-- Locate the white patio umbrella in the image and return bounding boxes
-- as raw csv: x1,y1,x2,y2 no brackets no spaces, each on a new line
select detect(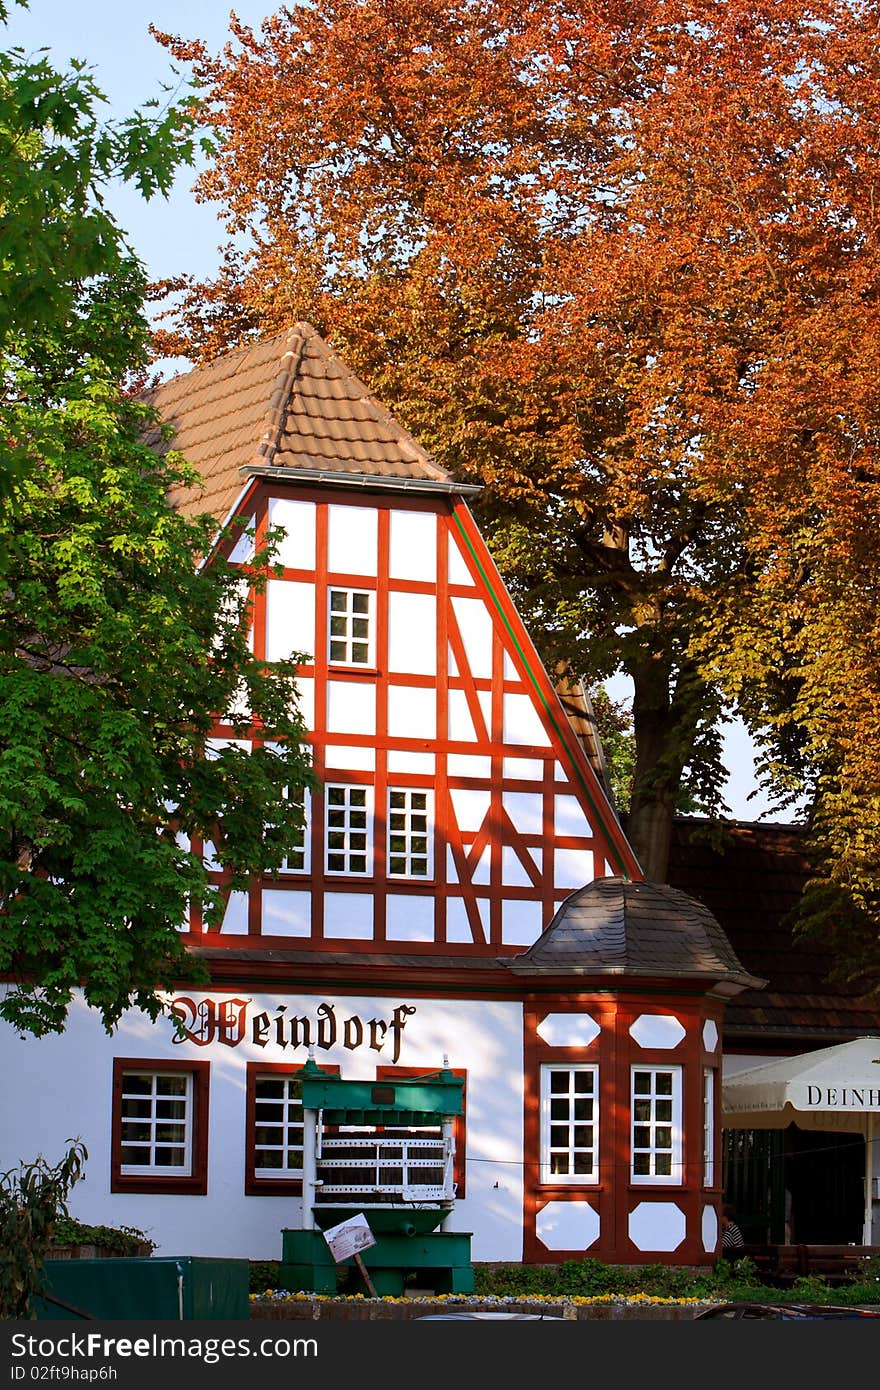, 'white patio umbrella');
722,1036,880,1245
